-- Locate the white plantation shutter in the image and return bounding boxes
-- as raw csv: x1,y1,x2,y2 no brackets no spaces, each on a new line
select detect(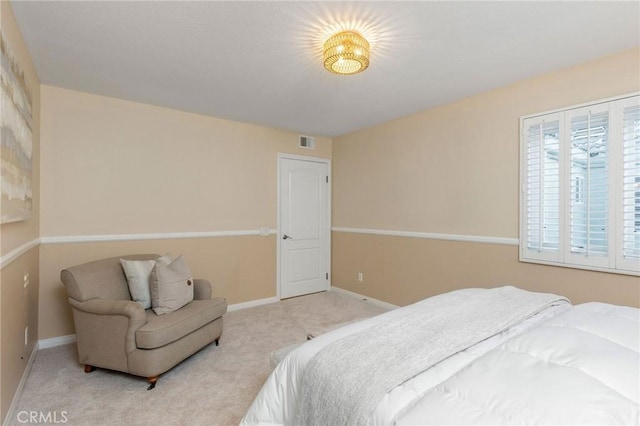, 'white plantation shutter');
566,106,611,268
522,115,561,262
520,94,639,275
620,101,640,271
